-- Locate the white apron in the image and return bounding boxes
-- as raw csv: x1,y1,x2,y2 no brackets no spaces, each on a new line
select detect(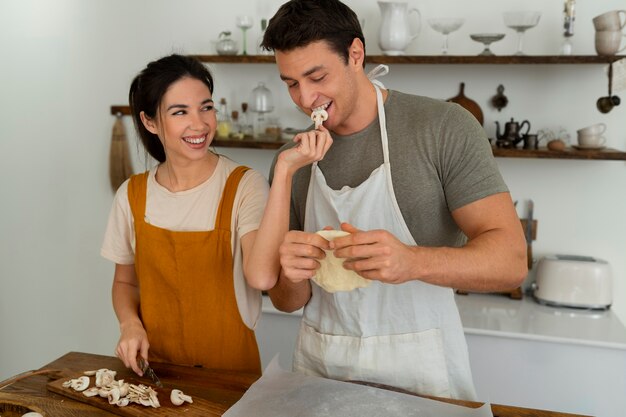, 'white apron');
293,66,477,400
